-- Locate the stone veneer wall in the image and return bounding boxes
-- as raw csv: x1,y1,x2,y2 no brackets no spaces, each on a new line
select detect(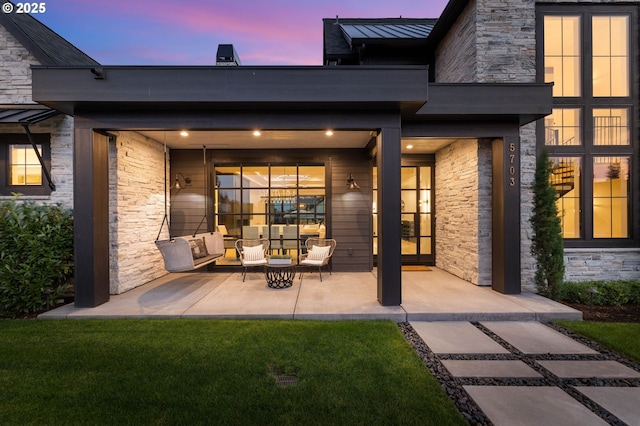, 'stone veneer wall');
109,131,168,294
0,25,39,104
435,0,477,82
564,249,640,281
435,139,492,285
